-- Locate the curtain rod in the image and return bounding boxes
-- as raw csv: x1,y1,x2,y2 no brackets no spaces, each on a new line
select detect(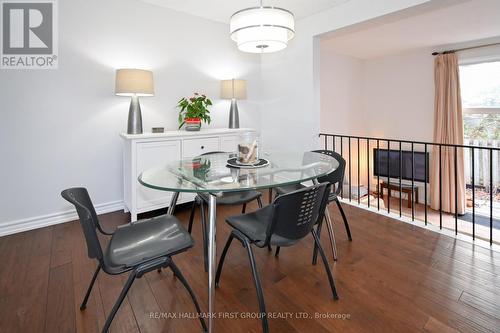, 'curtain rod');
431,42,500,56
